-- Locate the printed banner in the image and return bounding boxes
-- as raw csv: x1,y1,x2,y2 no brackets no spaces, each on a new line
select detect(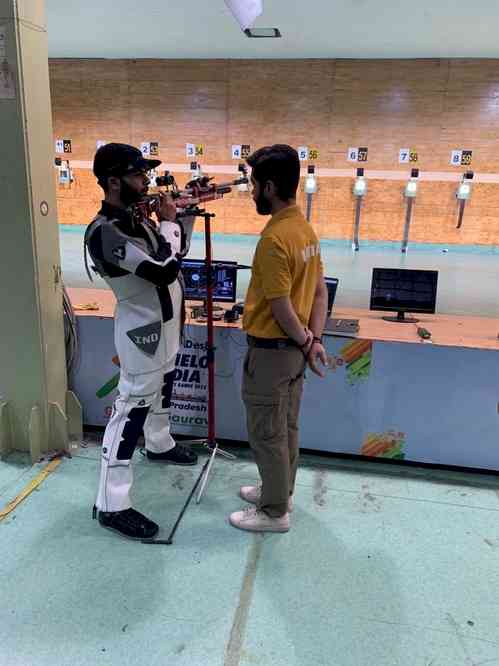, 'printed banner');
92,335,209,434
170,338,208,434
